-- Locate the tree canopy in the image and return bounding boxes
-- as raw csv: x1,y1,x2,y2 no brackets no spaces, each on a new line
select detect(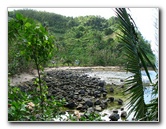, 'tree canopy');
8,9,155,74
